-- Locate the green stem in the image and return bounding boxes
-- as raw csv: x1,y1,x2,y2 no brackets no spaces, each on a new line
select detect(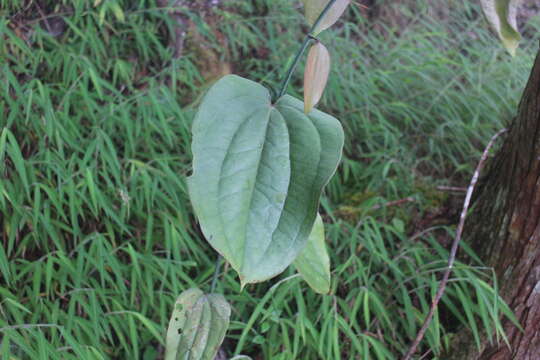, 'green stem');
276,0,338,100
210,256,223,293
276,36,313,100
